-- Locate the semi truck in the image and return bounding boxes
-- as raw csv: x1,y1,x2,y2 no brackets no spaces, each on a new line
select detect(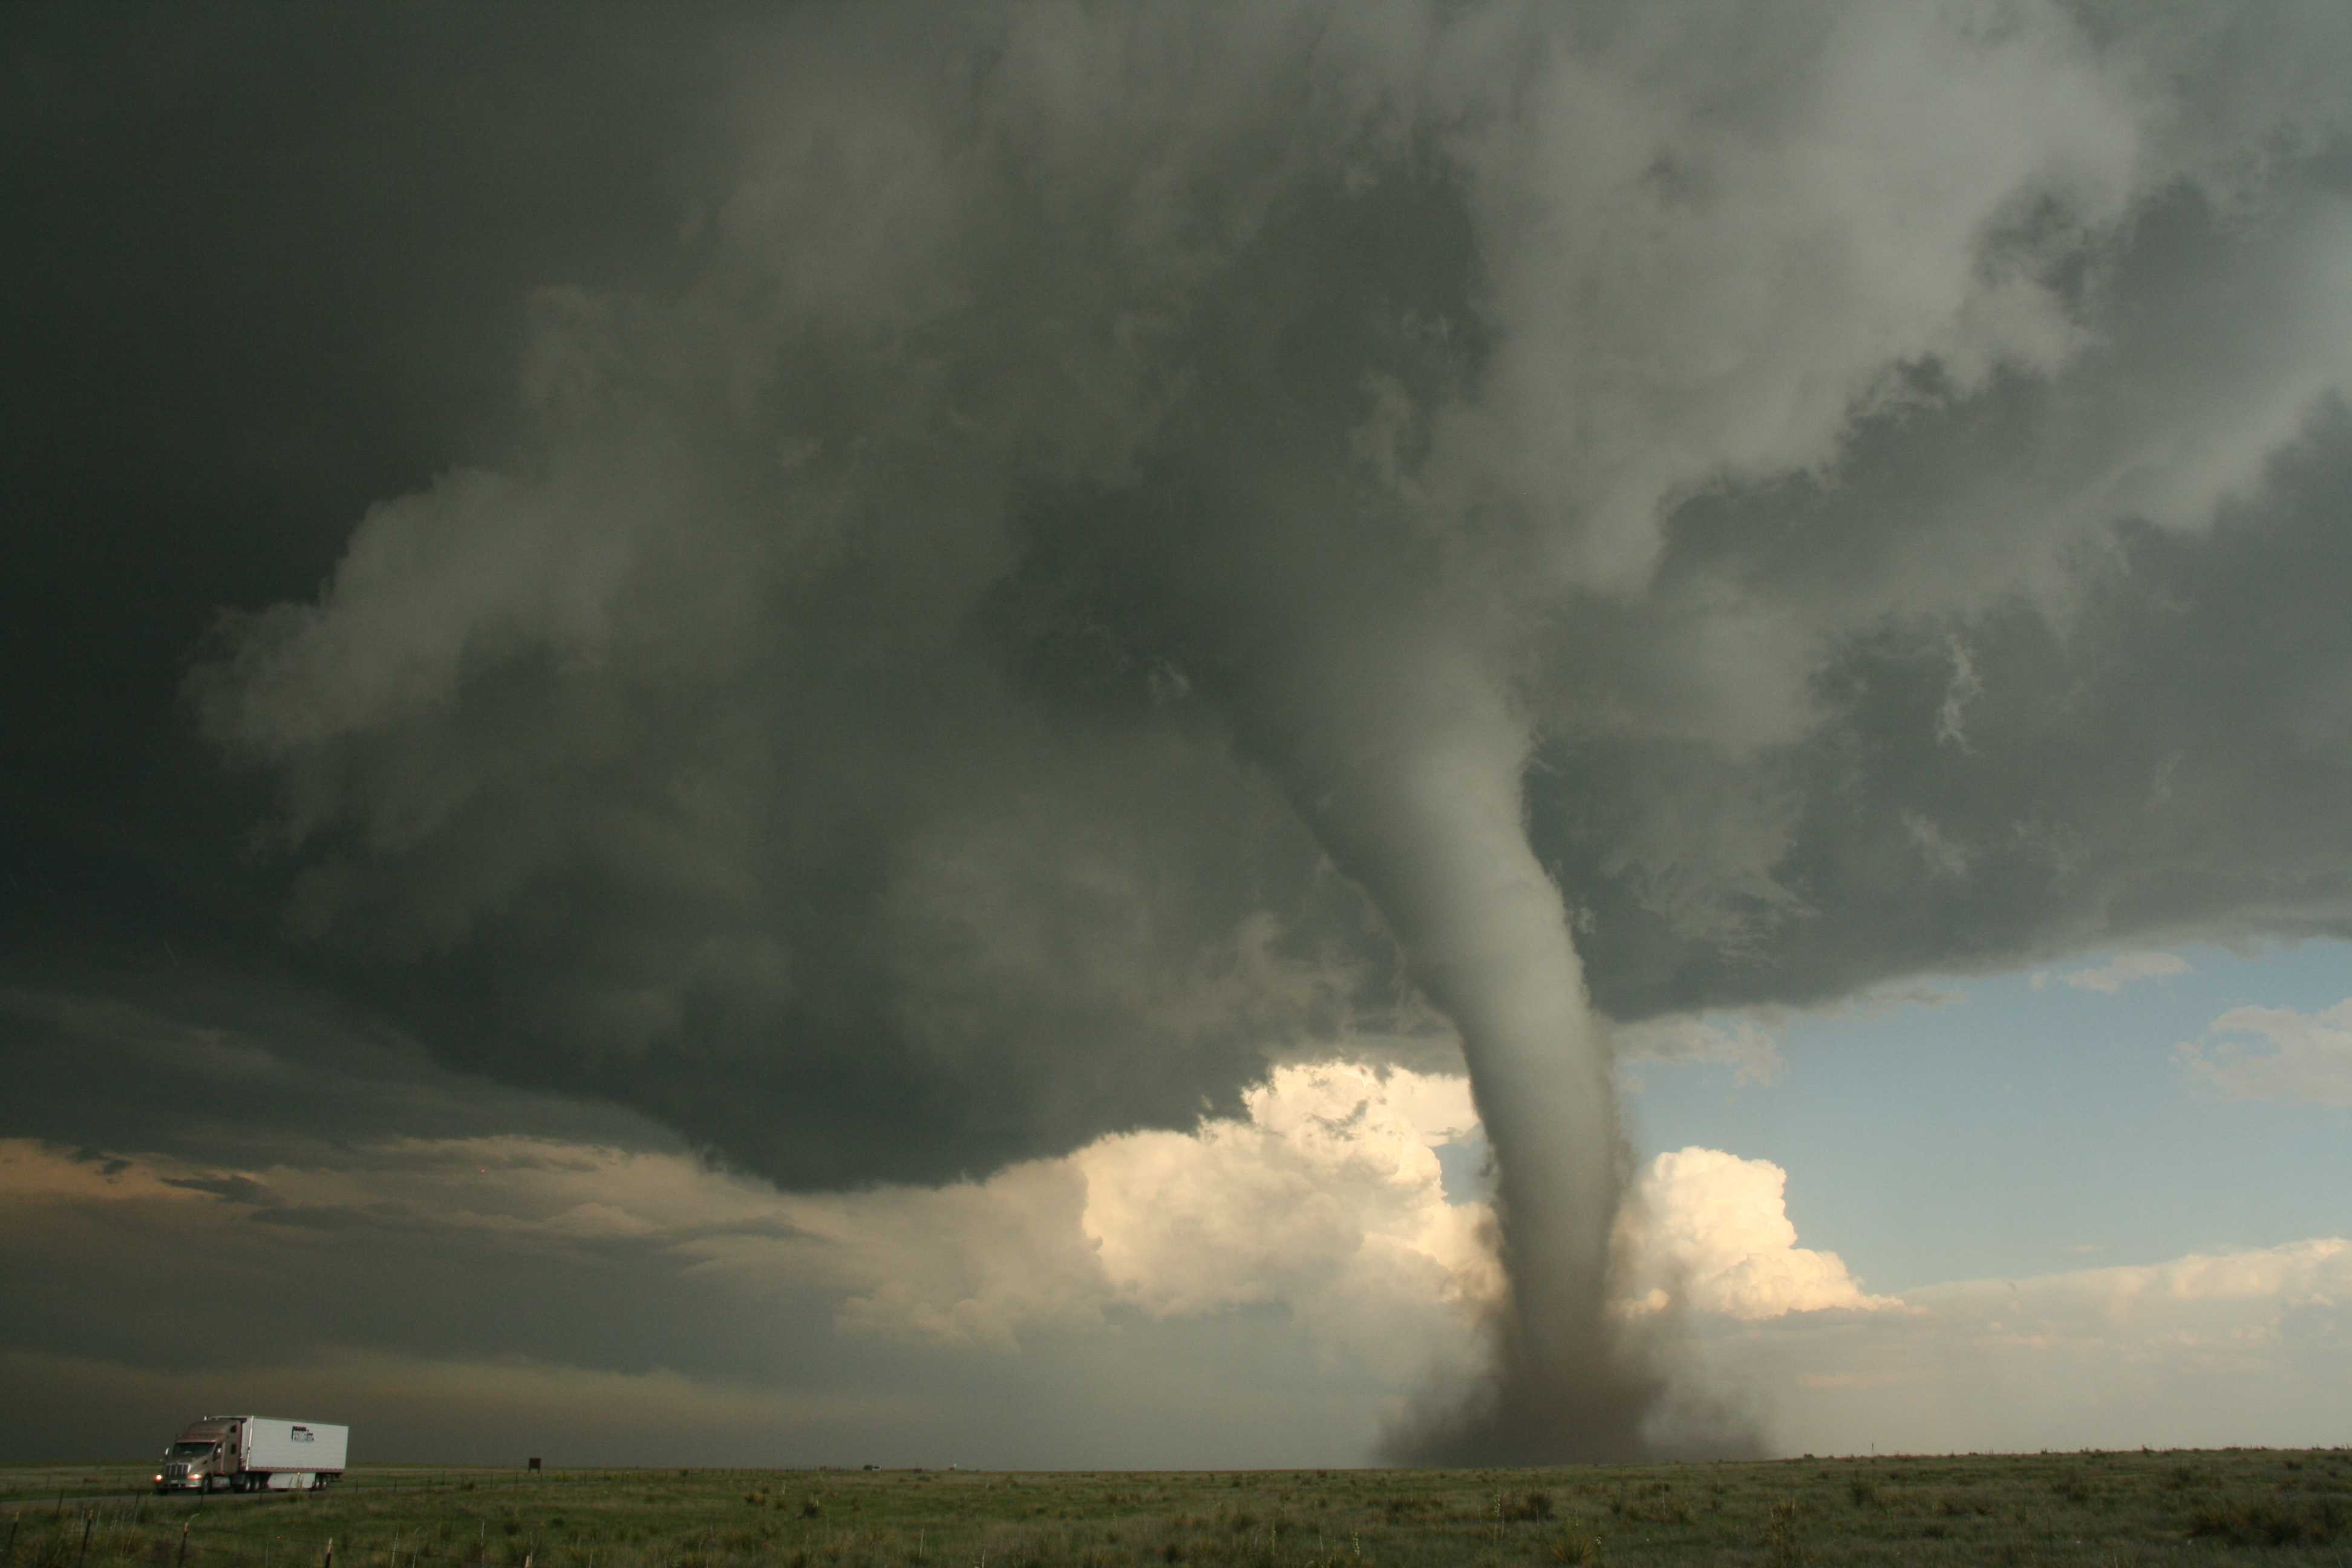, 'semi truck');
154,1416,348,1493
